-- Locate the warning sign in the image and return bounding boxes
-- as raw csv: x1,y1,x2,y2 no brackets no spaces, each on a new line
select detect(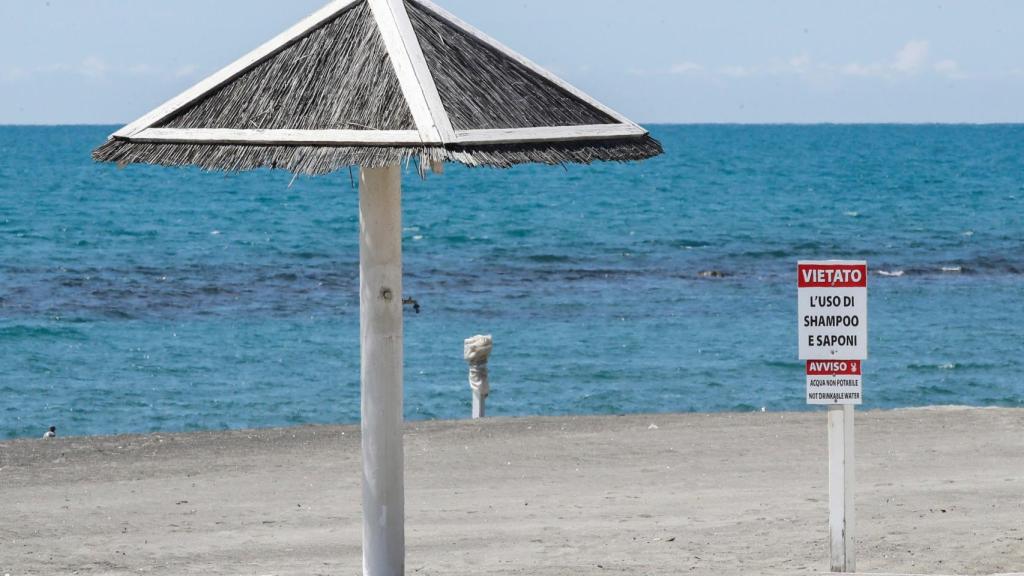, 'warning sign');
806,360,863,405
798,261,868,360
